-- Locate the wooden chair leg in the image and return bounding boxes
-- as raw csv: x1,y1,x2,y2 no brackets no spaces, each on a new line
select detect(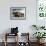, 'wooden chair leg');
17,34,18,46
4,33,7,46
15,33,18,46
4,41,7,46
